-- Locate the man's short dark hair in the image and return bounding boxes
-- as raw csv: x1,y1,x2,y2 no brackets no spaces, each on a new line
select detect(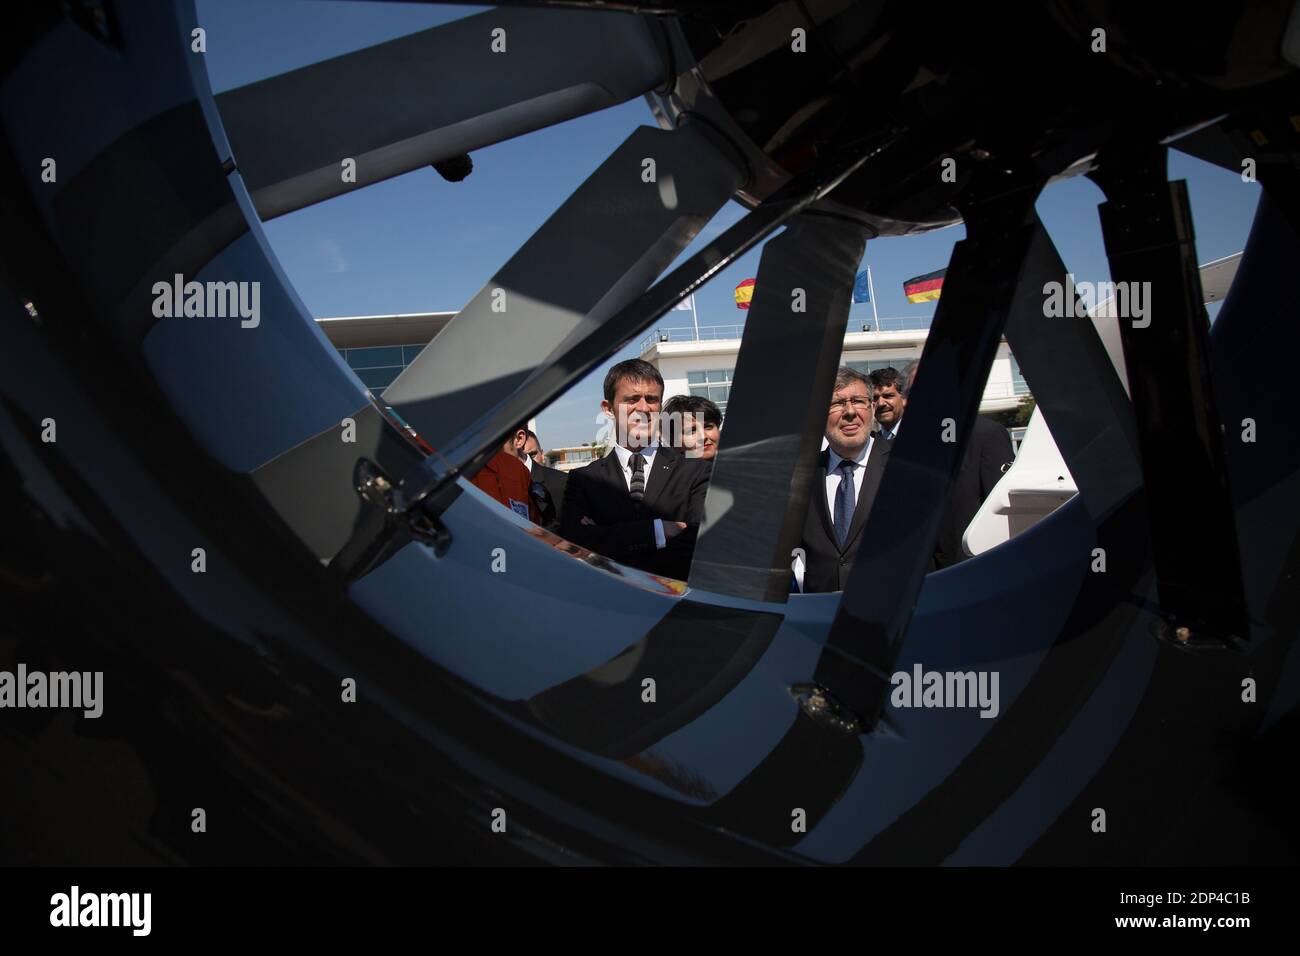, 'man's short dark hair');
526,429,540,445
603,358,664,403
869,366,903,393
